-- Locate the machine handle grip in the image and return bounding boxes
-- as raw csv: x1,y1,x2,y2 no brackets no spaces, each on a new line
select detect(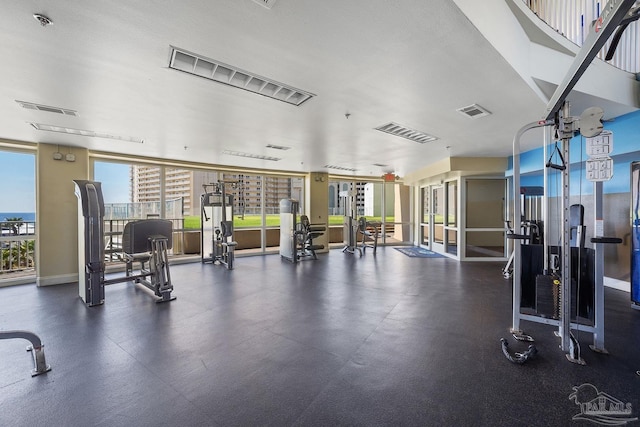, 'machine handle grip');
590,237,622,244
545,162,566,171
